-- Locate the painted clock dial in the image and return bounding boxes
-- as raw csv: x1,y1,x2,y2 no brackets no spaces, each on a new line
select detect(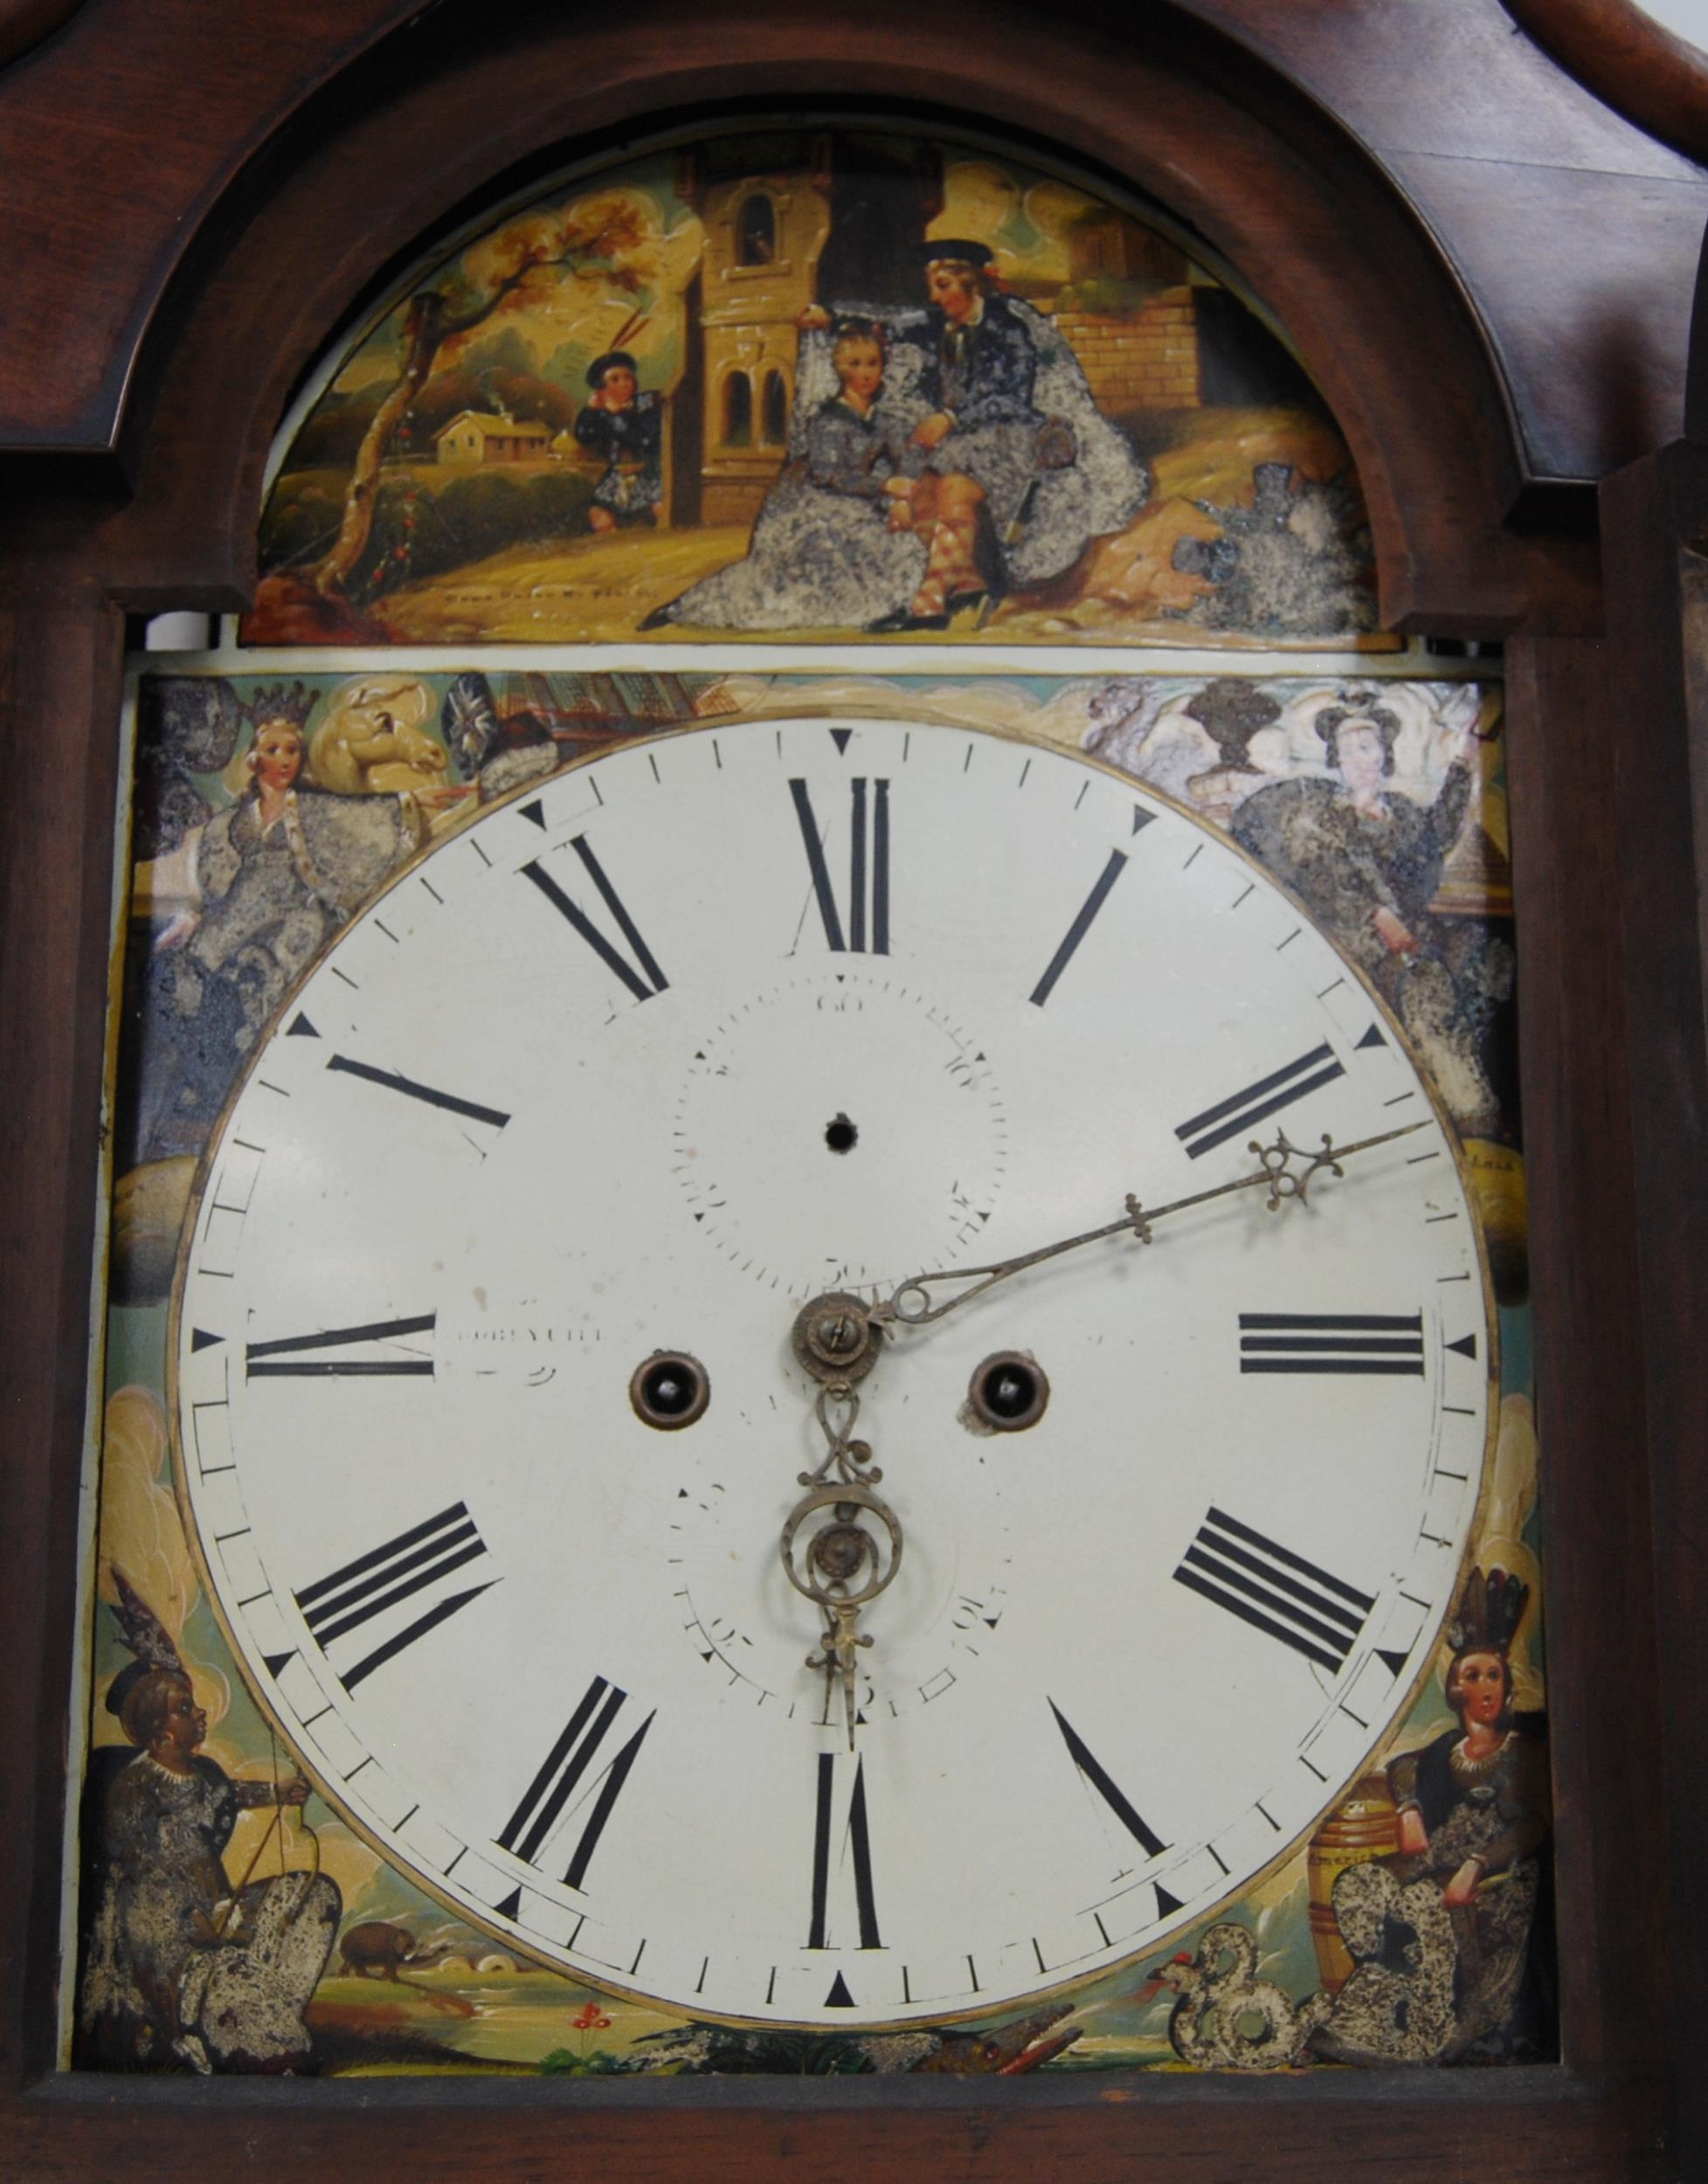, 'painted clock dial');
171,716,1493,2028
